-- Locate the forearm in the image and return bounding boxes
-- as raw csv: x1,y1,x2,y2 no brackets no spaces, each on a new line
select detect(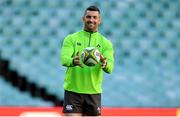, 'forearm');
61,55,74,67
103,60,114,73
61,35,75,67
102,40,114,74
